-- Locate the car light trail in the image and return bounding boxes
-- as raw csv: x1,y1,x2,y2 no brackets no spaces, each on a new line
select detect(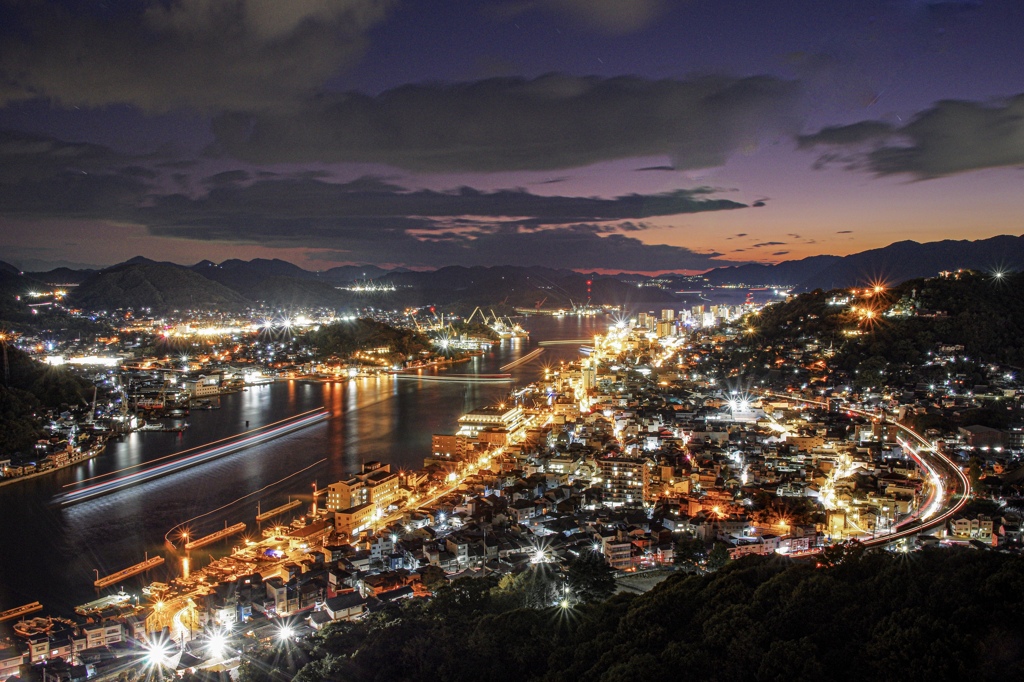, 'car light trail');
757,391,972,549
